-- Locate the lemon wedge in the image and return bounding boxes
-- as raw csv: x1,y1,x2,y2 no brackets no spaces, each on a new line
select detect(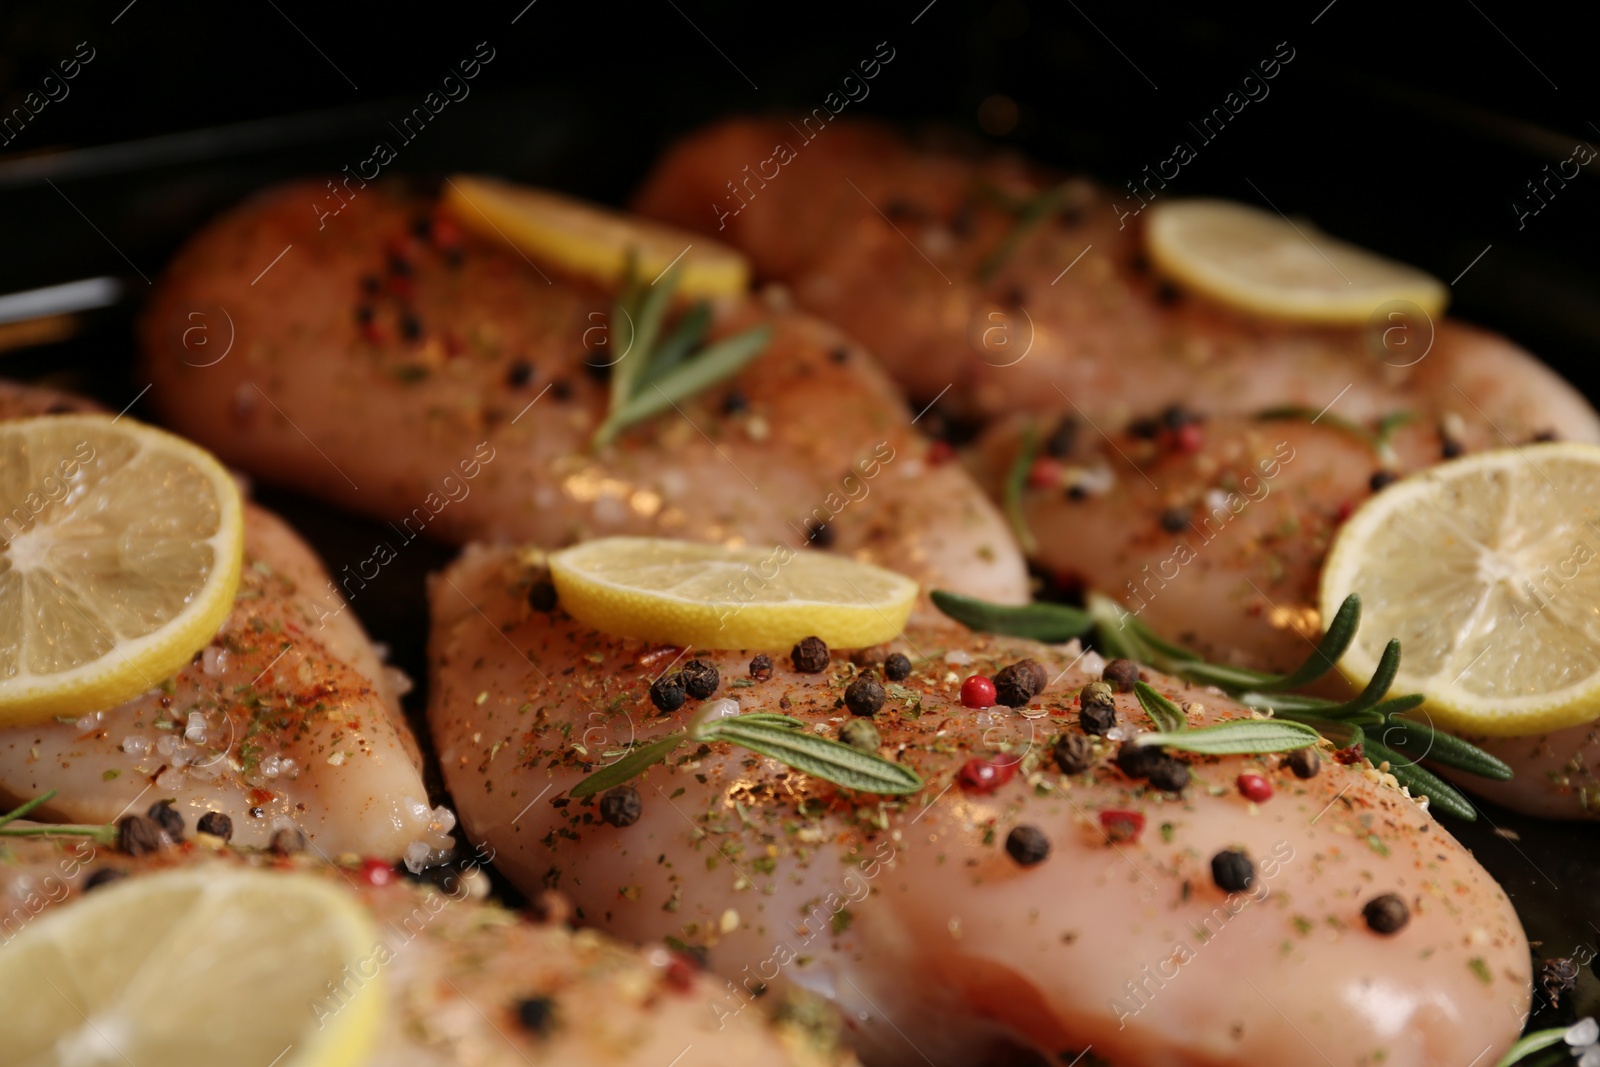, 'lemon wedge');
444,175,750,299
1321,443,1600,736
1146,198,1448,324
0,867,382,1067
0,415,244,726
548,536,918,649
